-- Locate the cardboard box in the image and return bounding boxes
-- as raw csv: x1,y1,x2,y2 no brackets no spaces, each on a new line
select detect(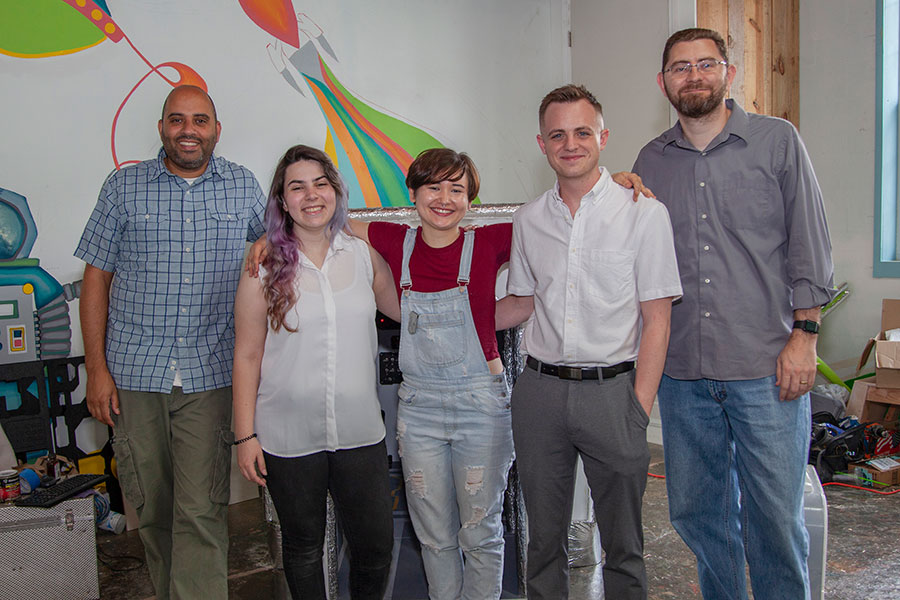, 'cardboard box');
857,299,900,388
849,457,900,488
846,380,900,425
